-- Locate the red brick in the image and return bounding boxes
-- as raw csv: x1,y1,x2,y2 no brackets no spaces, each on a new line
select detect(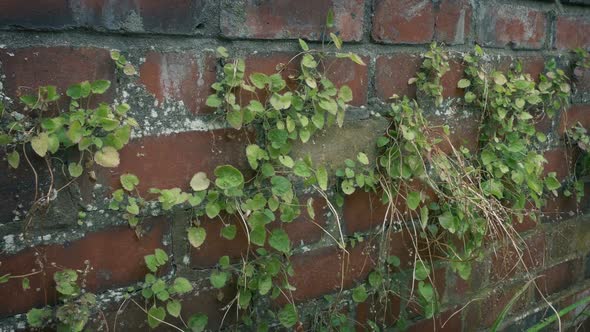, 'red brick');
0,150,46,224
108,128,254,195
242,52,368,106
560,104,590,134
372,0,471,44
191,195,329,268
426,111,480,153
355,293,401,330
542,185,590,222
543,147,574,181
555,16,590,50
490,231,546,283
88,286,236,331
221,0,364,41
343,190,389,233
536,259,580,299
76,0,207,34
441,59,465,98
375,53,421,100
478,5,546,49
0,217,168,317
574,65,590,99
0,0,73,29
477,283,532,328
0,47,115,105
406,308,462,332
139,51,216,114
285,242,376,303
